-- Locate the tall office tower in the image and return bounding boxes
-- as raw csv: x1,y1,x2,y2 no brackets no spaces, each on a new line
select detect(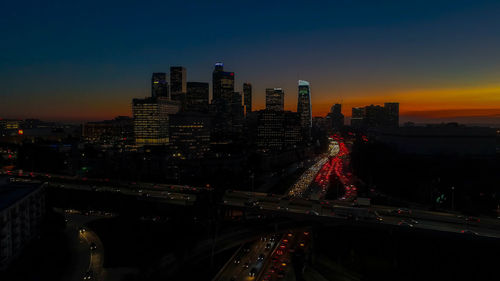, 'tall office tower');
231,91,244,117
170,66,187,94
170,66,187,103
211,62,235,141
132,97,179,146
326,103,344,131
297,80,312,131
351,107,365,128
243,83,252,113
283,111,302,149
231,91,245,134
152,73,169,98
186,82,209,112
265,88,285,111
384,102,400,128
169,112,211,159
212,62,235,102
